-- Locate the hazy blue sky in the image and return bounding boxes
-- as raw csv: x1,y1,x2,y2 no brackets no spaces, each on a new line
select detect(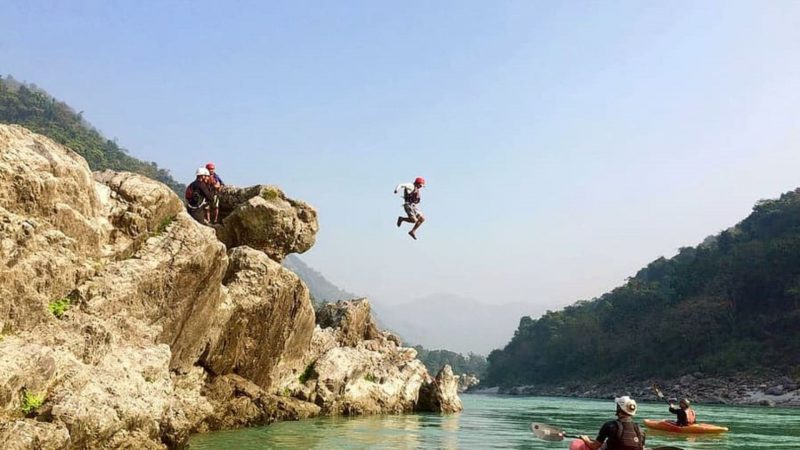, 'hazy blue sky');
3,1,800,312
